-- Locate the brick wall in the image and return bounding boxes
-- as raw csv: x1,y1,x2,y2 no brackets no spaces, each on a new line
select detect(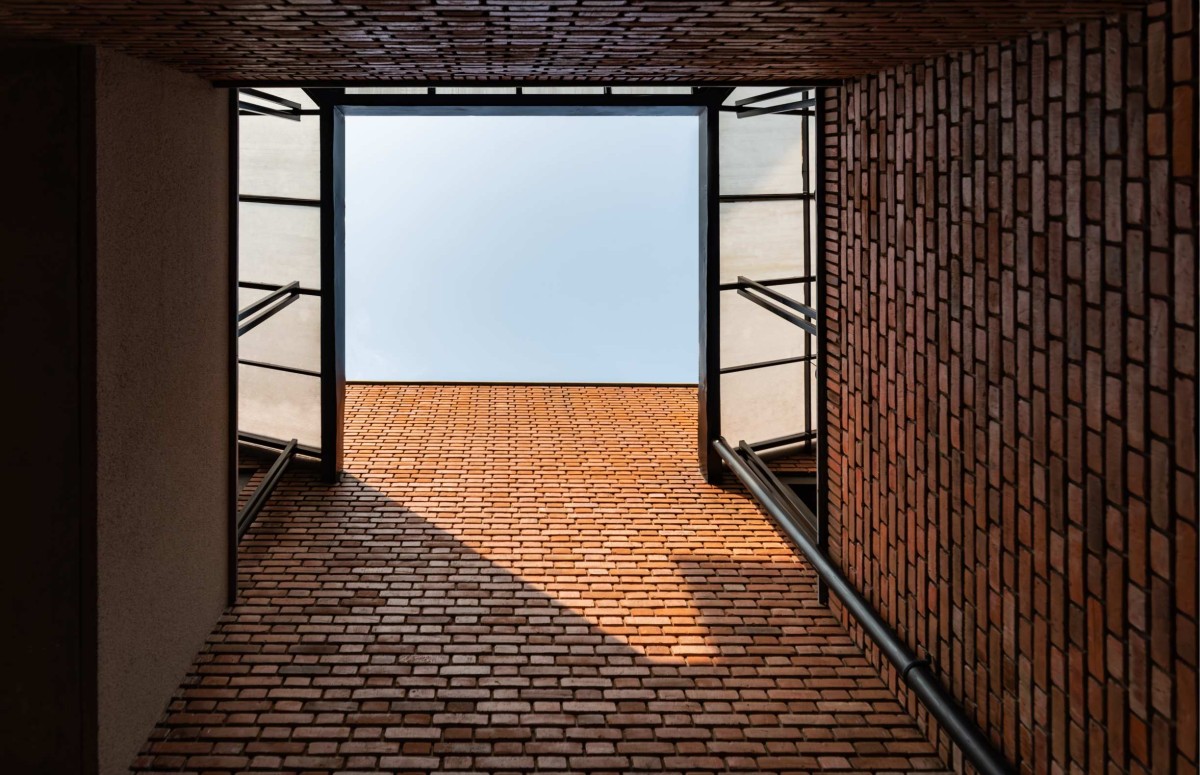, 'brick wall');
821,1,1197,773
